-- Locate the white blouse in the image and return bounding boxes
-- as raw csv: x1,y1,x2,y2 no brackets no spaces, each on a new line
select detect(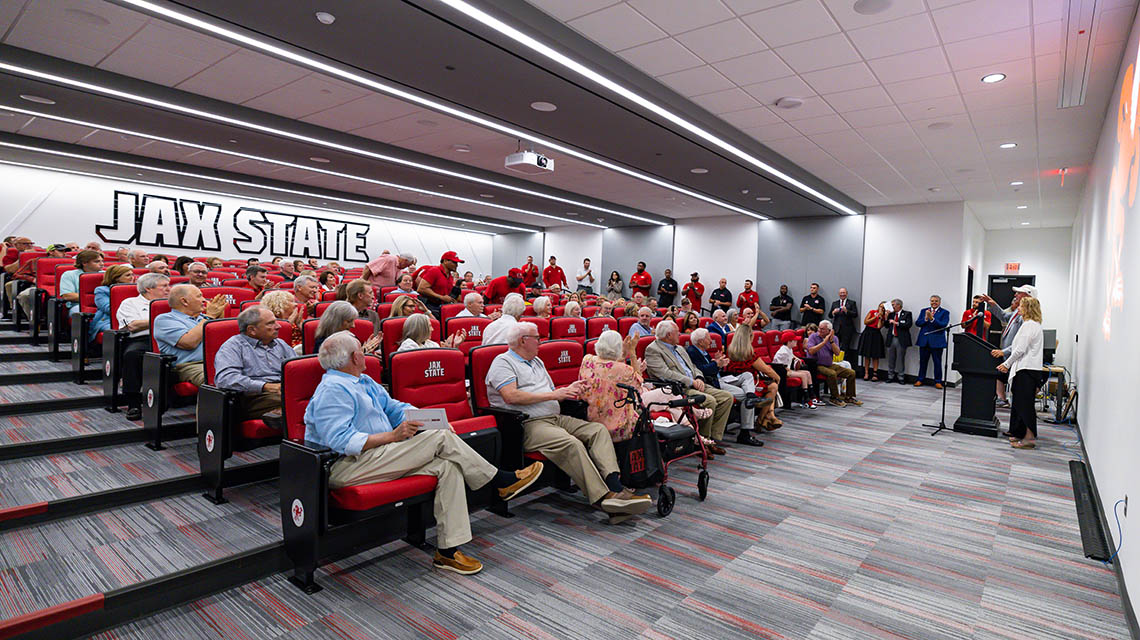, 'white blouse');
1001,319,1043,380
397,338,440,353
